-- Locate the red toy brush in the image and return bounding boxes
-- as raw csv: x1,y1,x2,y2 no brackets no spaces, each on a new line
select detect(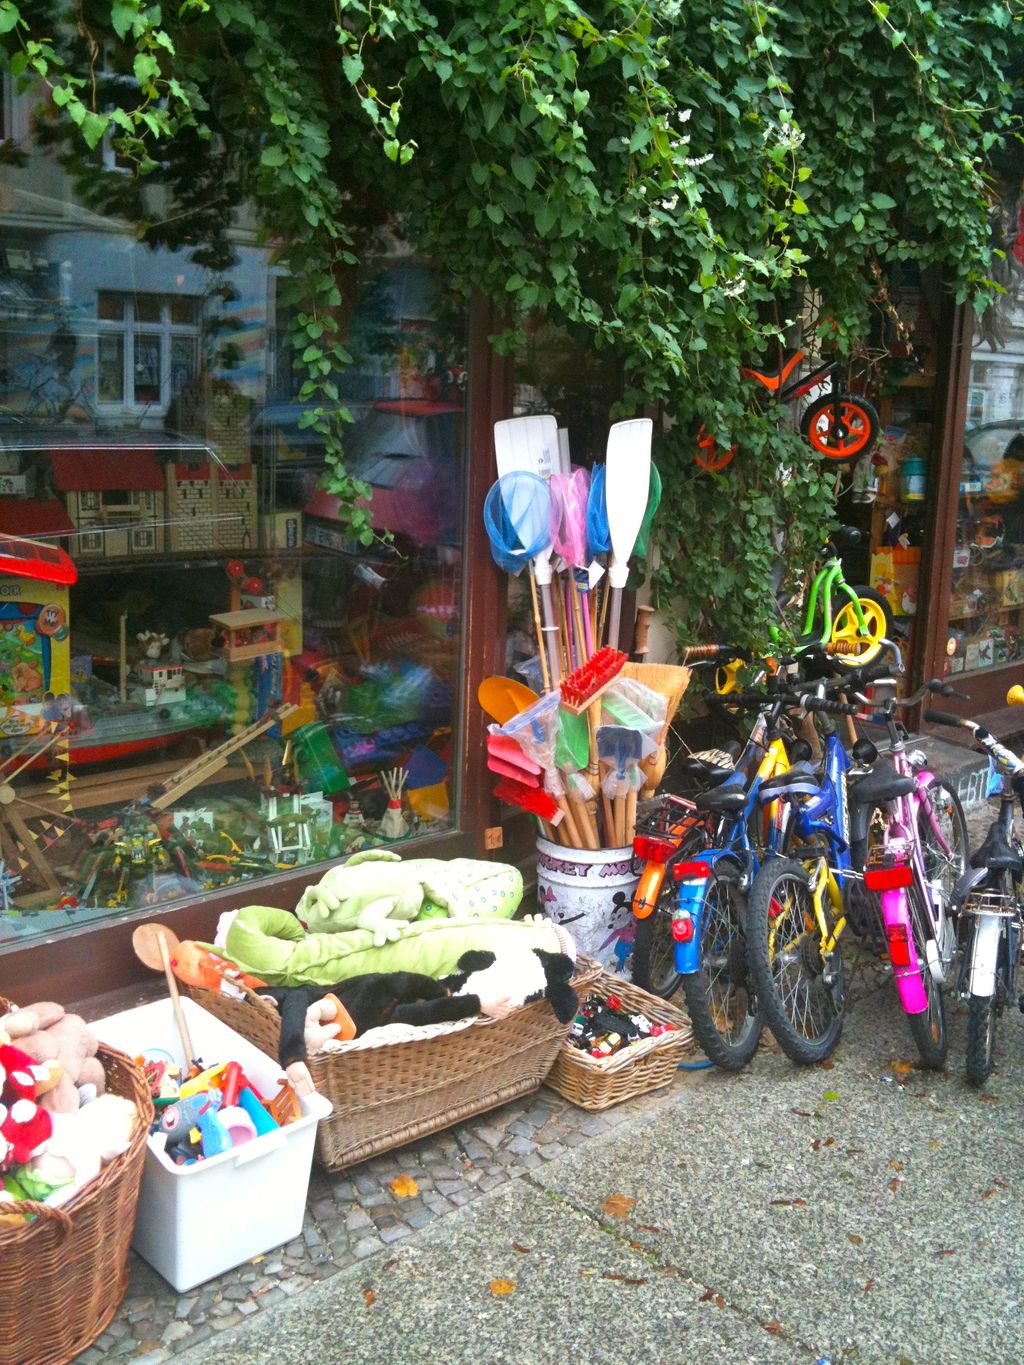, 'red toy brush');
492,776,562,824
559,646,628,715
